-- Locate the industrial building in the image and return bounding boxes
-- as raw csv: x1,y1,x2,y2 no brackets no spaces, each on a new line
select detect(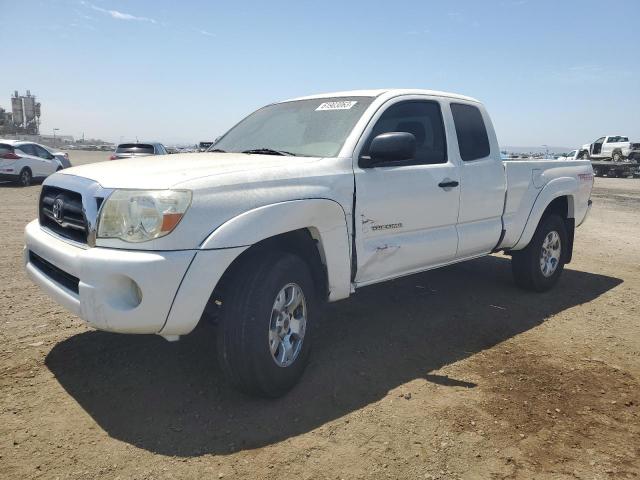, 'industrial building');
0,90,41,136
